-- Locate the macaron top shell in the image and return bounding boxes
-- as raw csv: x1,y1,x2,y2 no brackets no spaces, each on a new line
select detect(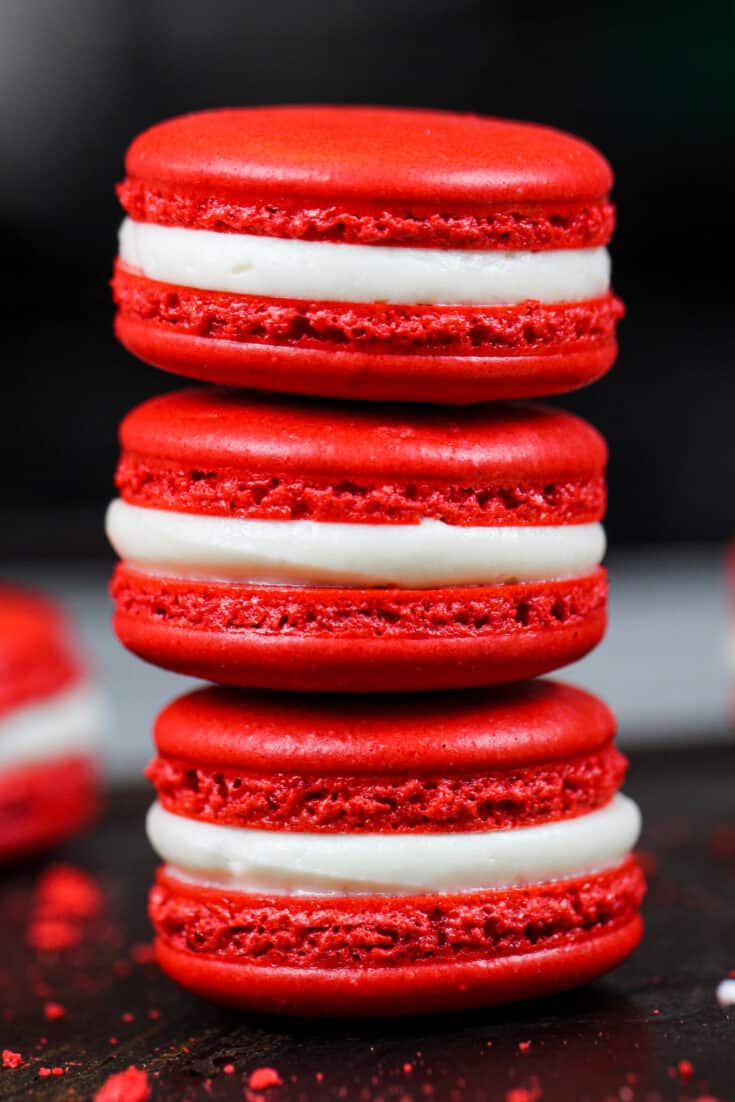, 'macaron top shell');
119,388,607,489
153,680,616,774
123,106,612,207
0,586,81,713
118,106,614,250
